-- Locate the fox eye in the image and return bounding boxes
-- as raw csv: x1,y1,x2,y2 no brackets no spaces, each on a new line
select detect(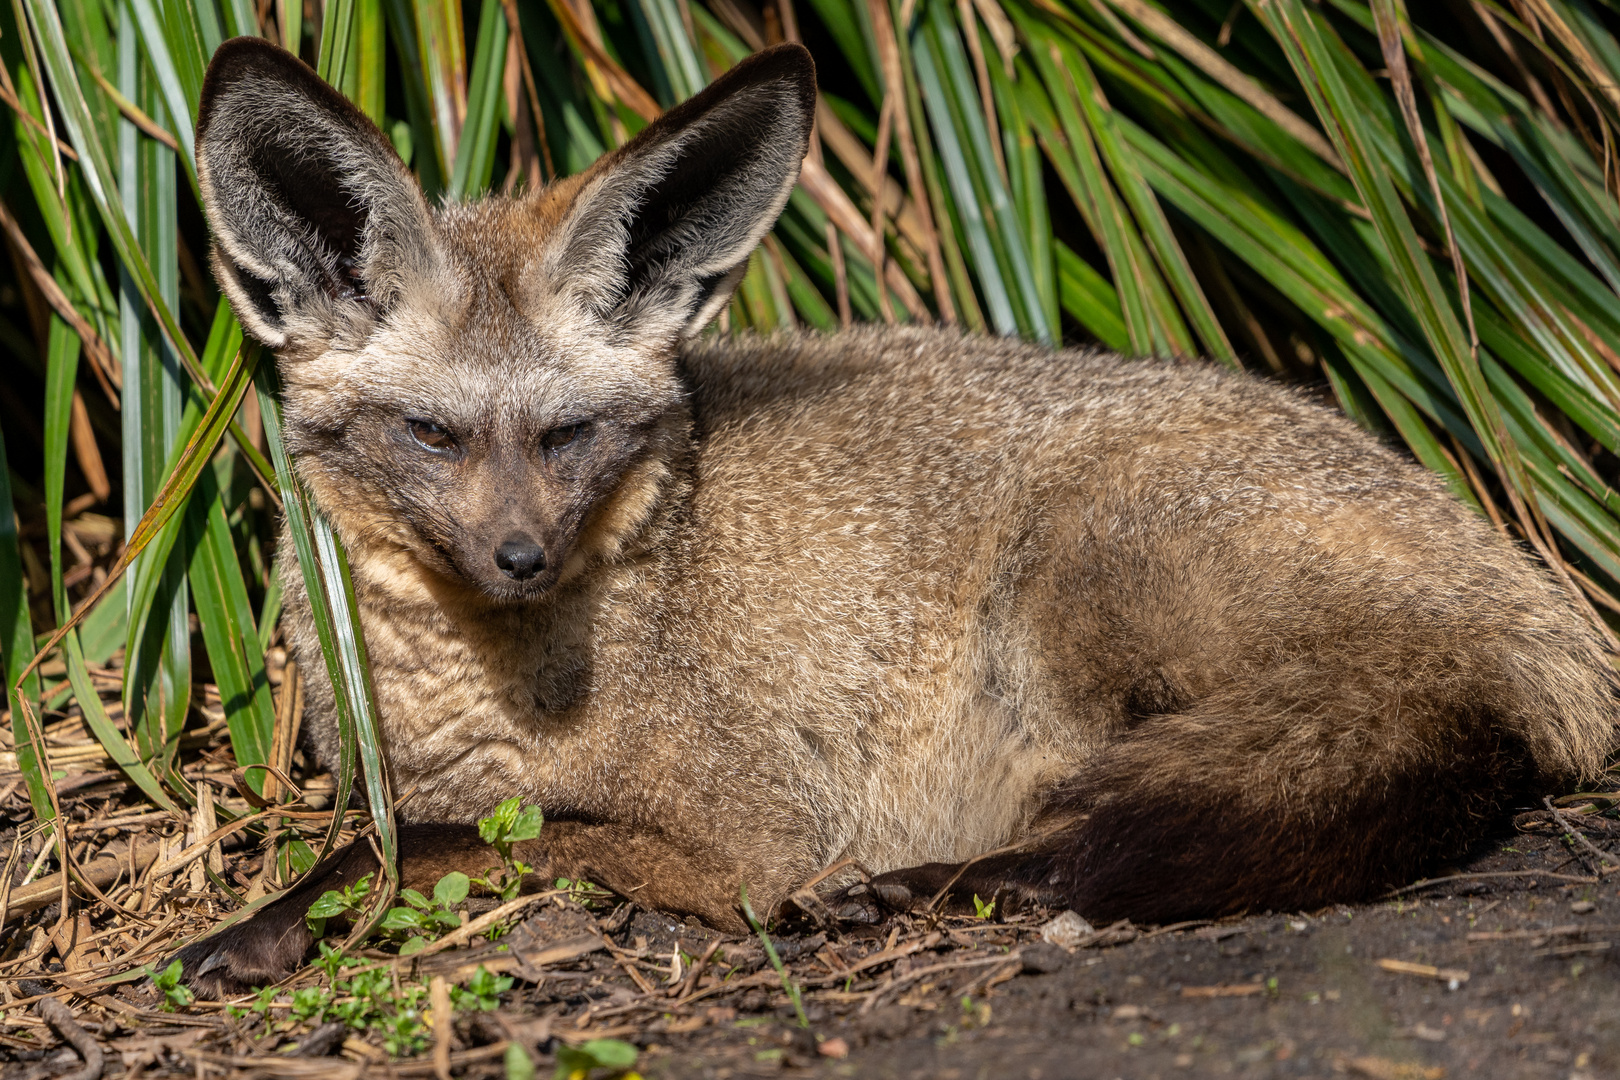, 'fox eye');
408,419,457,453
541,422,592,453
